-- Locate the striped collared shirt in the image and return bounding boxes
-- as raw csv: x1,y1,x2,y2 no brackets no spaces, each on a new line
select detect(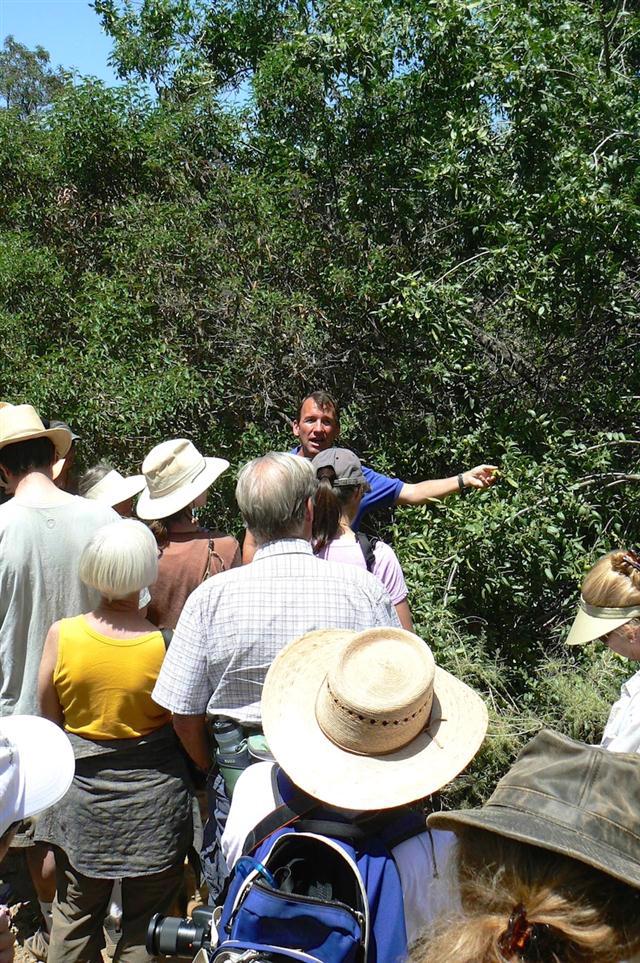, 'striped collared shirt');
152,538,399,725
